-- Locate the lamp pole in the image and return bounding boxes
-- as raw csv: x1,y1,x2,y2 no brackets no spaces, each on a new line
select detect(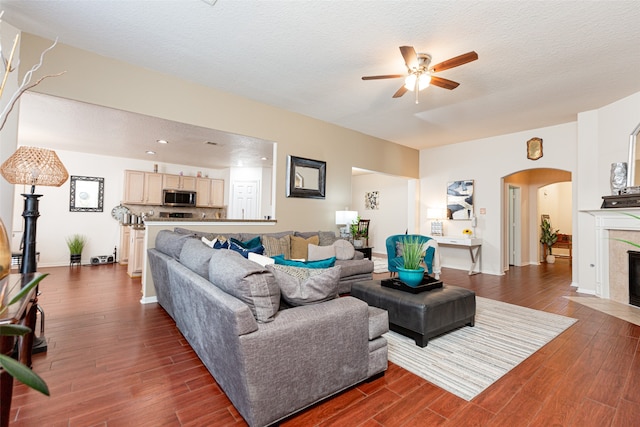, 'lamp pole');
20,188,41,274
